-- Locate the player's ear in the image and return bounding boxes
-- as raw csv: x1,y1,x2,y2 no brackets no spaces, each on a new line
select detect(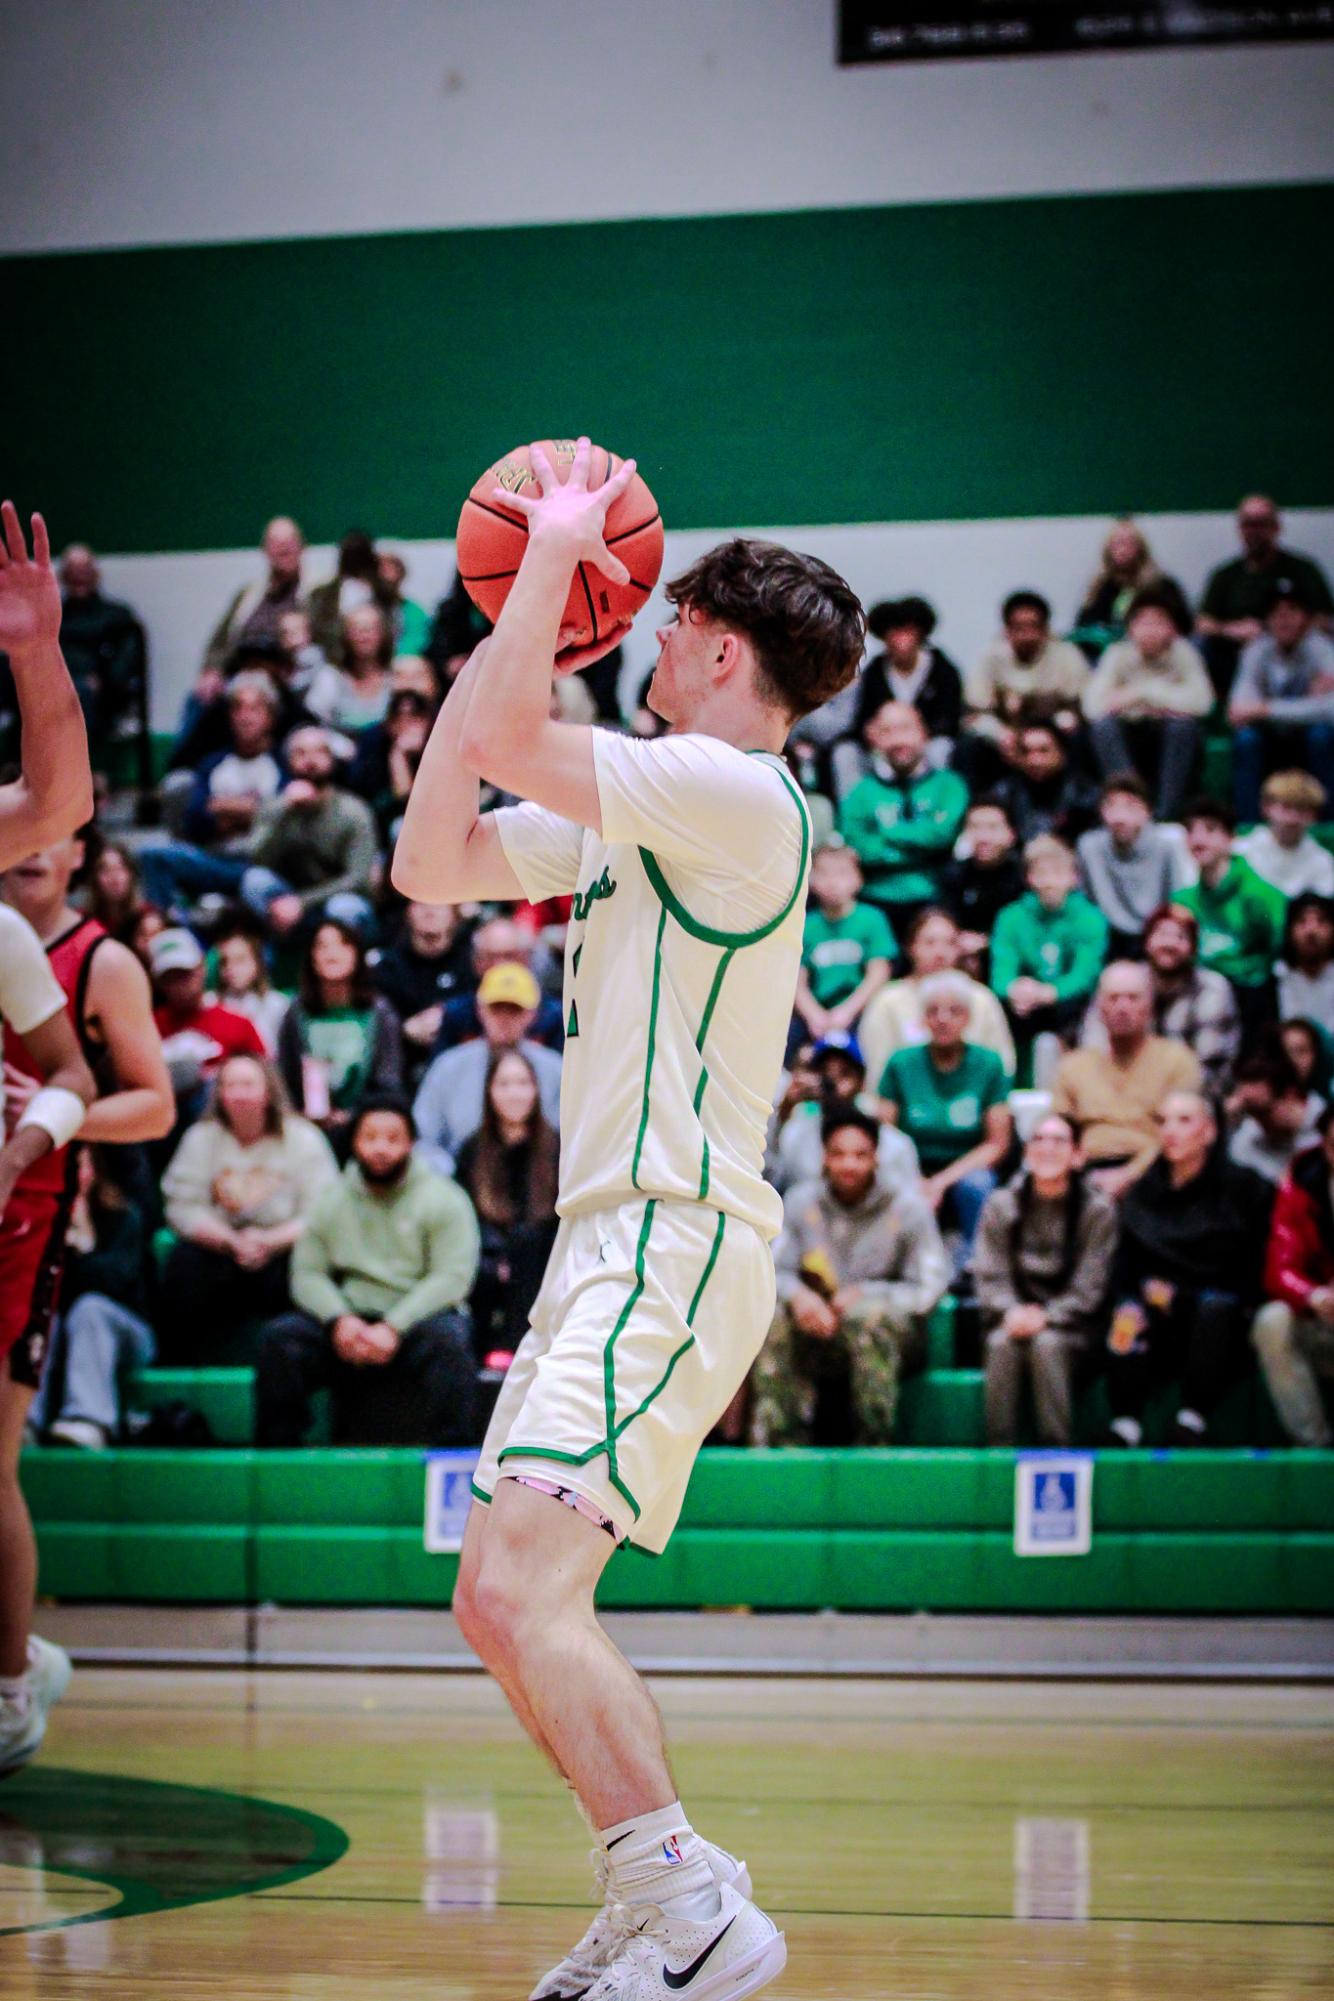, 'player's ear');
713,630,744,683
